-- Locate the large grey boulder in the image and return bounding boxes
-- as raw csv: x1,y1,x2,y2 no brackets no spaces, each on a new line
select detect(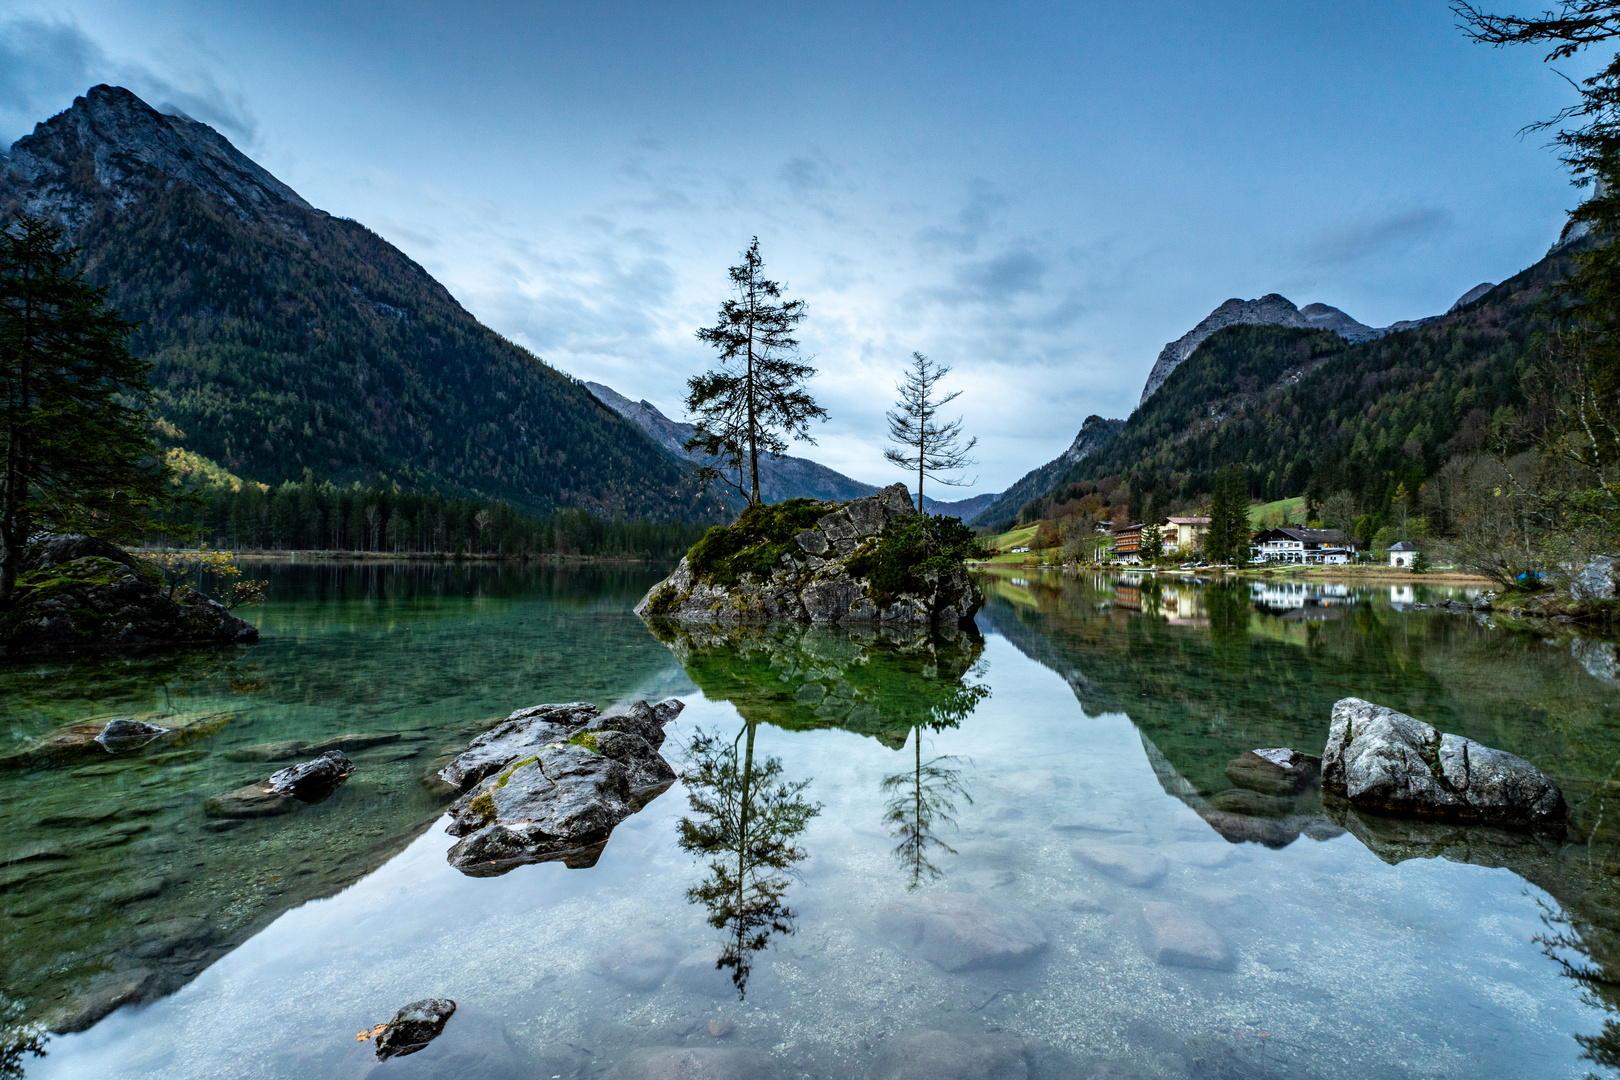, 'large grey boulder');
439,699,684,876
1321,697,1565,828
1141,902,1233,970
635,485,981,628
267,750,354,802
1569,554,1619,602
438,702,599,789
